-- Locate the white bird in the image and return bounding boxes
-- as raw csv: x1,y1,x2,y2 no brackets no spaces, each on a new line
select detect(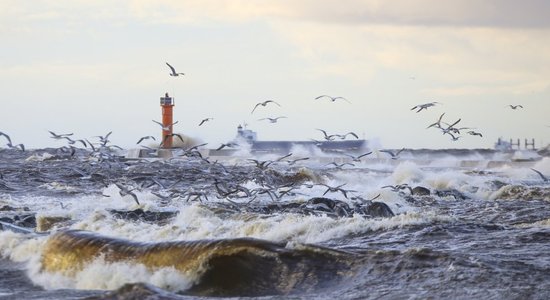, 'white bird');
199,118,213,126
258,116,287,123
48,131,73,140
136,136,156,144
344,152,373,162
152,120,179,131
467,131,483,137
166,62,184,77
380,148,405,159
315,95,350,103
251,100,281,114
411,102,439,113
